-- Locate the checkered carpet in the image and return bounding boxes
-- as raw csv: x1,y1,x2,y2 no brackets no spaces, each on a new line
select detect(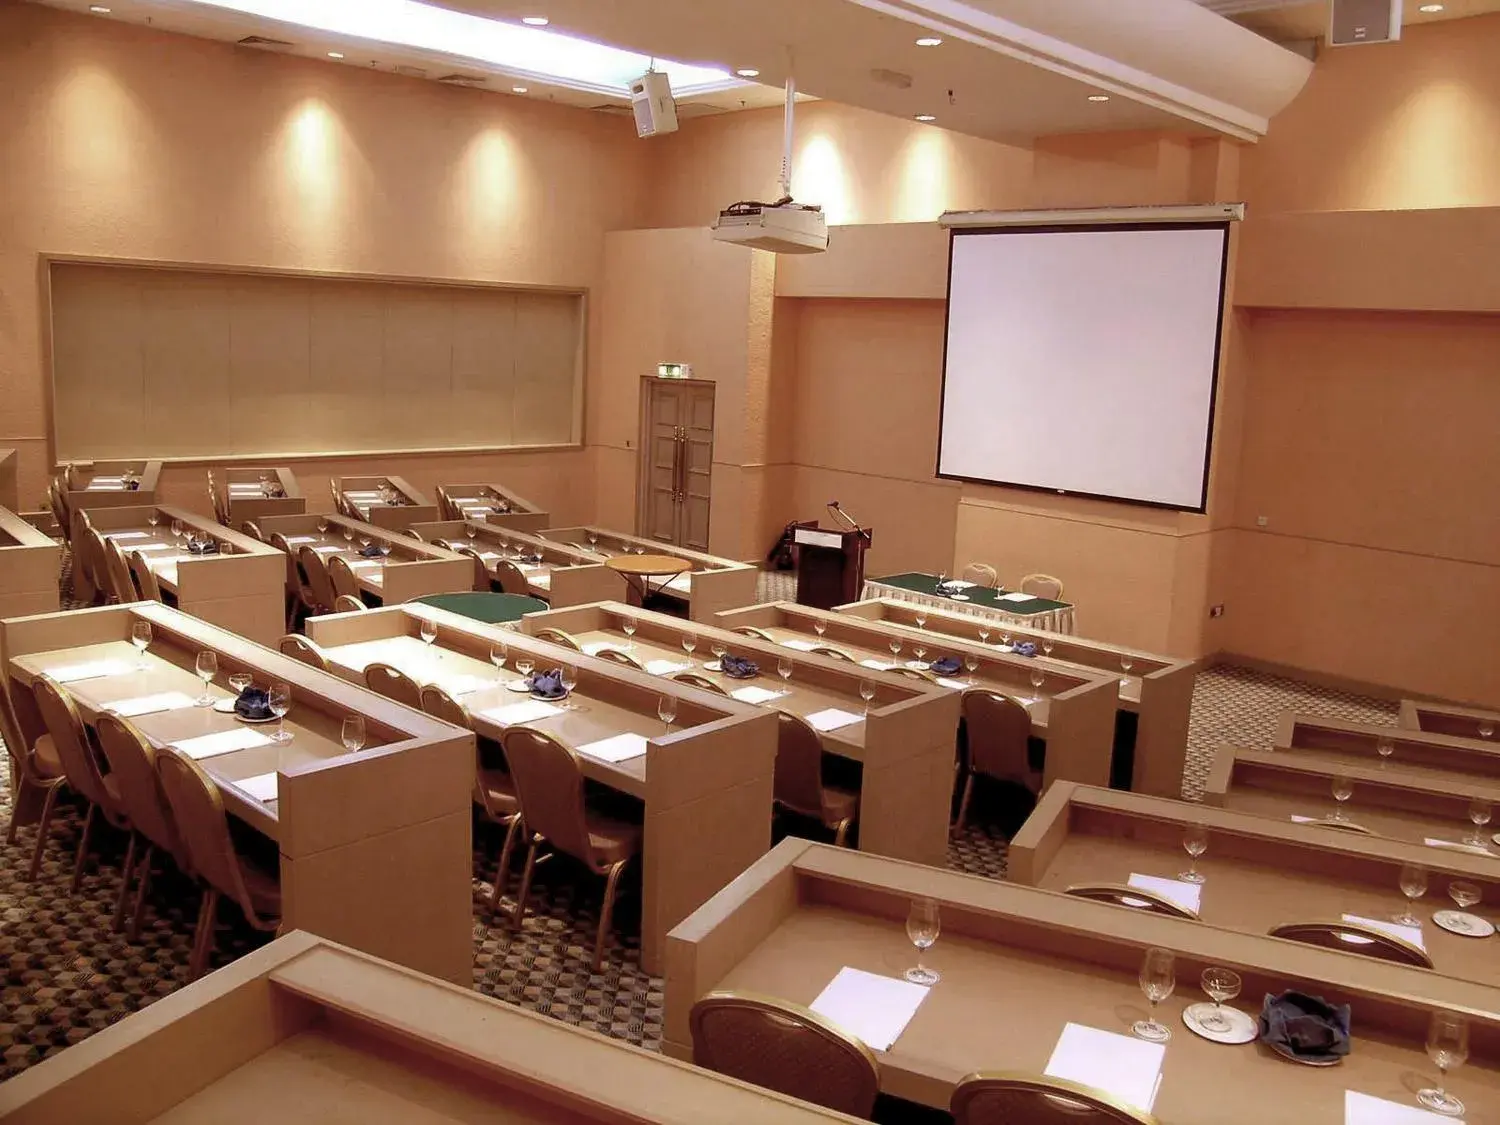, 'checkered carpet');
0,552,1396,1082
